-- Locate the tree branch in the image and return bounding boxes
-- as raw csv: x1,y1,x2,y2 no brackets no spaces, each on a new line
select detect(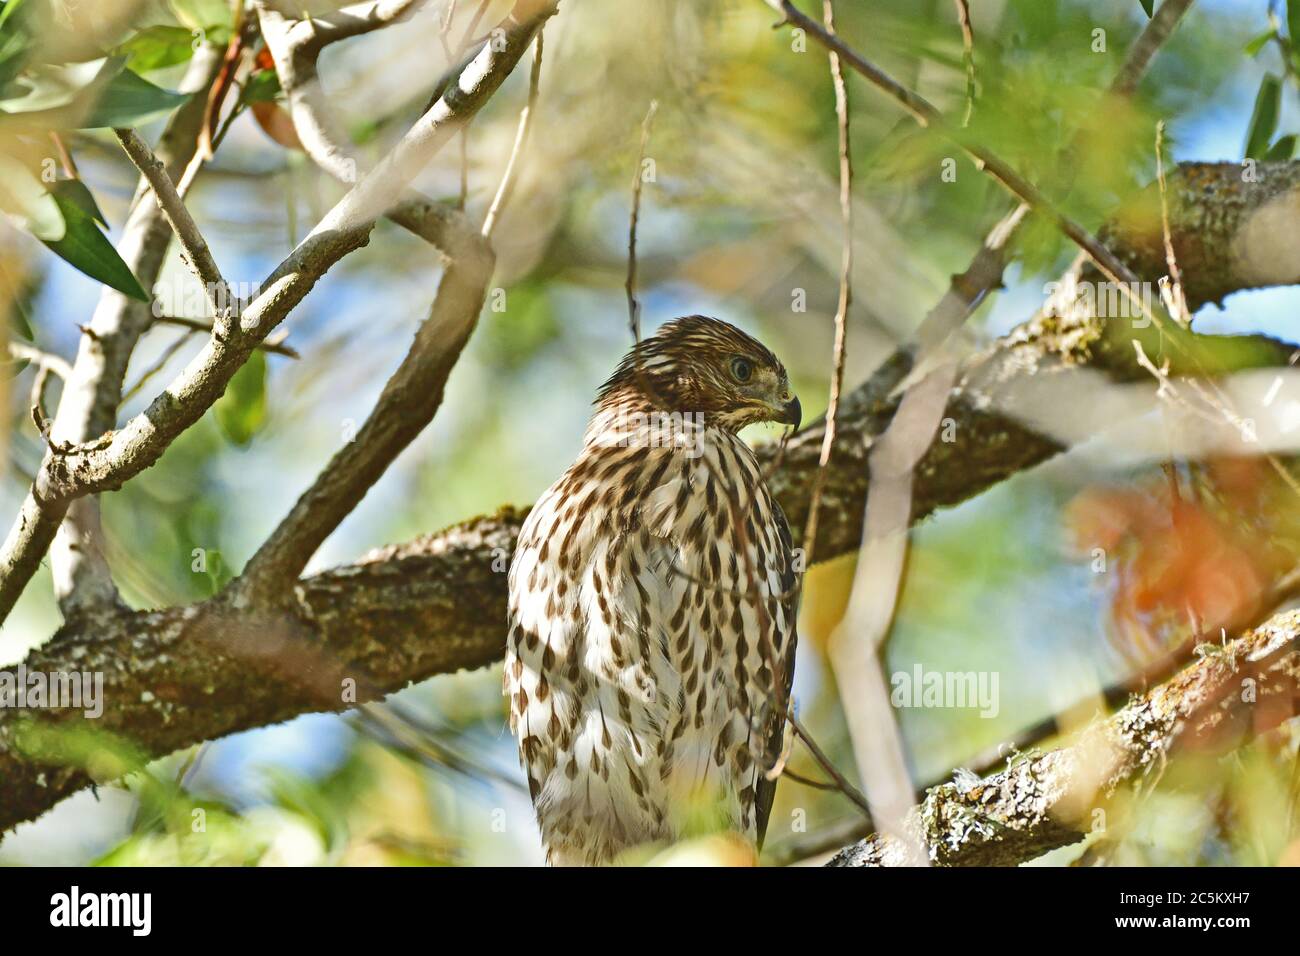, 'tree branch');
0,512,520,833
3,156,1300,834
234,237,495,601
0,0,560,631
113,128,231,326
10,47,226,624
828,609,1300,866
